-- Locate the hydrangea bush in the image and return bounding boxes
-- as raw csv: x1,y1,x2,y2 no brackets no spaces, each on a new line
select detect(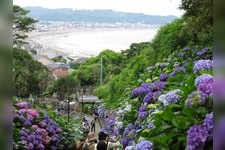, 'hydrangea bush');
13,101,62,149
100,47,213,149
13,101,83,149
